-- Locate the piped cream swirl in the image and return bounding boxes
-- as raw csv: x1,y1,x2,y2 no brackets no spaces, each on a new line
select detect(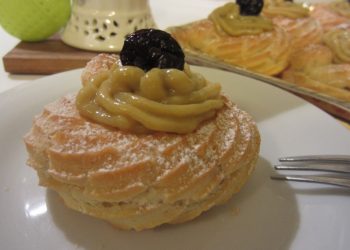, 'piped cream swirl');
209,3,273,36
330,1,350,18
323,28,350,64
76,63,224,134
263,2,310,19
